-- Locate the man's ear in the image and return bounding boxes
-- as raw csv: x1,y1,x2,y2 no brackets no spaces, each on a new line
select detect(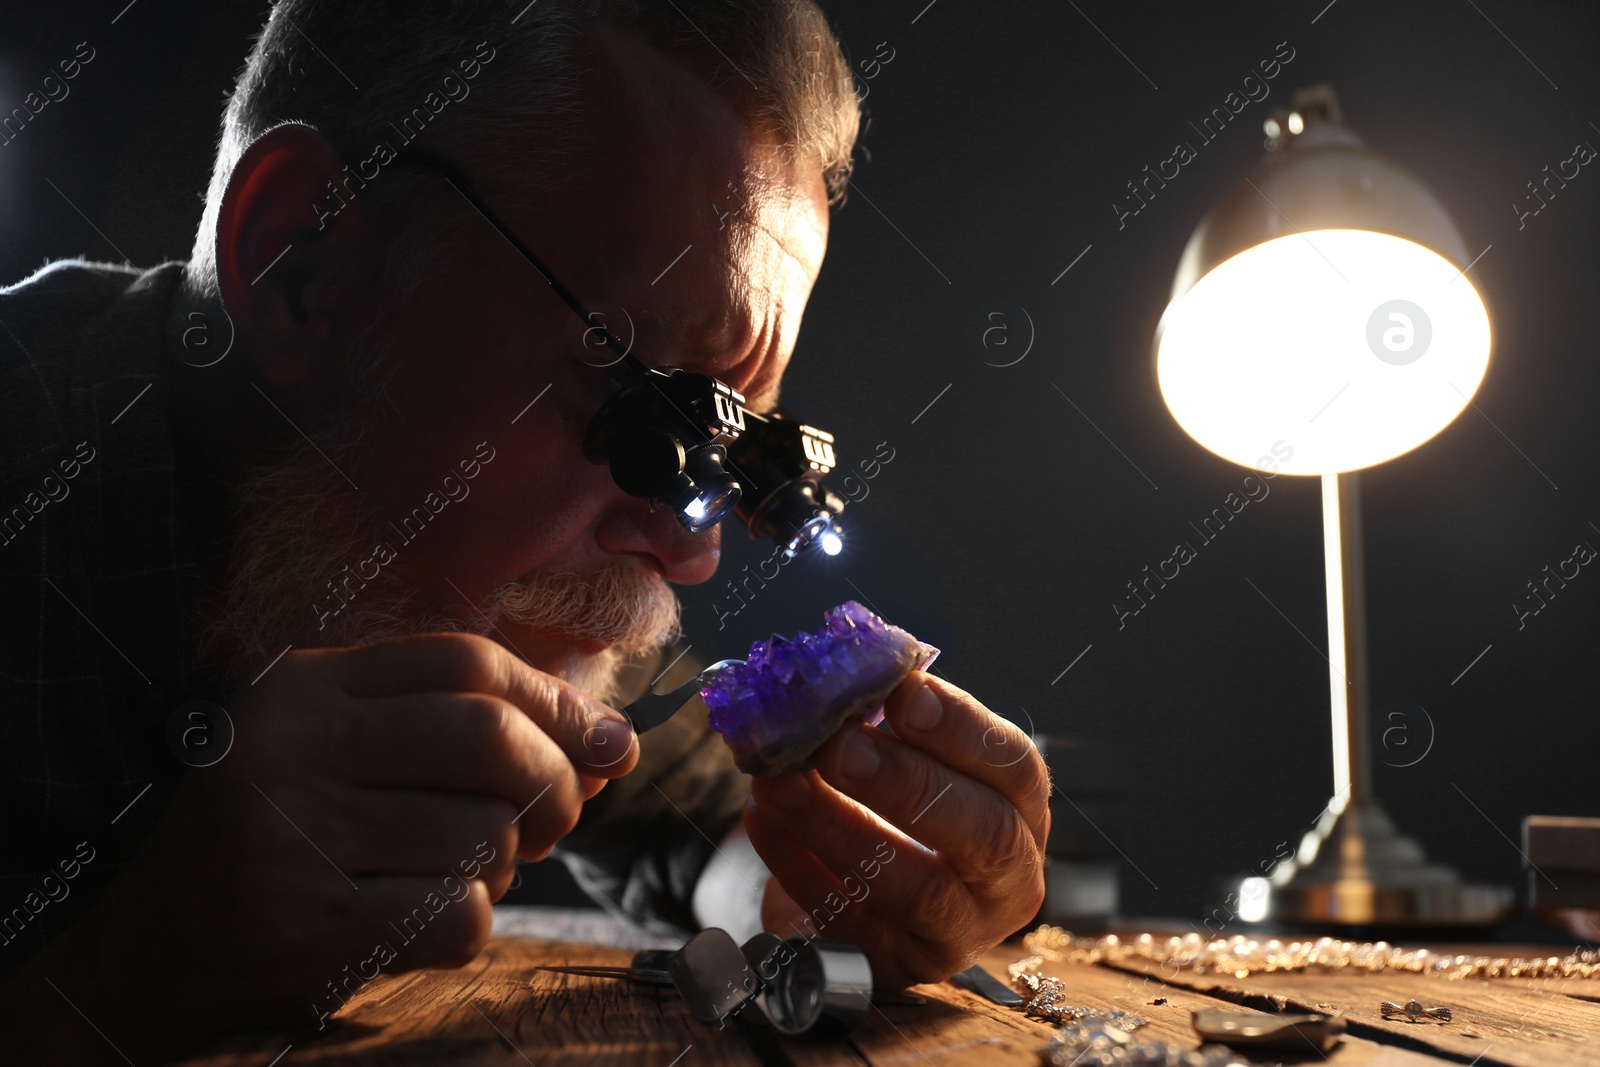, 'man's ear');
214,122,377,389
